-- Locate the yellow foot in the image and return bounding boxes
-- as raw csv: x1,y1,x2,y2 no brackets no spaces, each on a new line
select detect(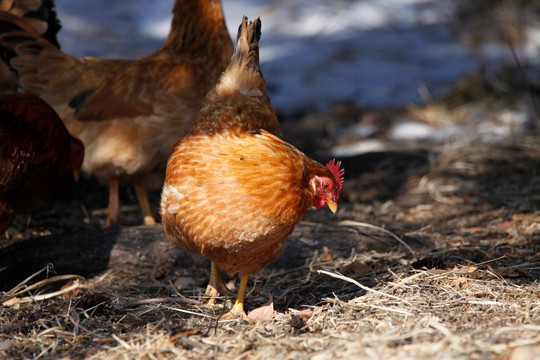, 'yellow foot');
220,298,251,321
220,308,250,321
203,283,220,306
